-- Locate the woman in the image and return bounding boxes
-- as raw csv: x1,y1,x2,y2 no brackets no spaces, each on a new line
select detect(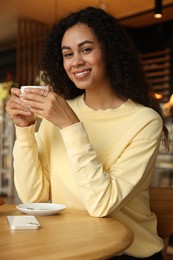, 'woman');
6,7,169,259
